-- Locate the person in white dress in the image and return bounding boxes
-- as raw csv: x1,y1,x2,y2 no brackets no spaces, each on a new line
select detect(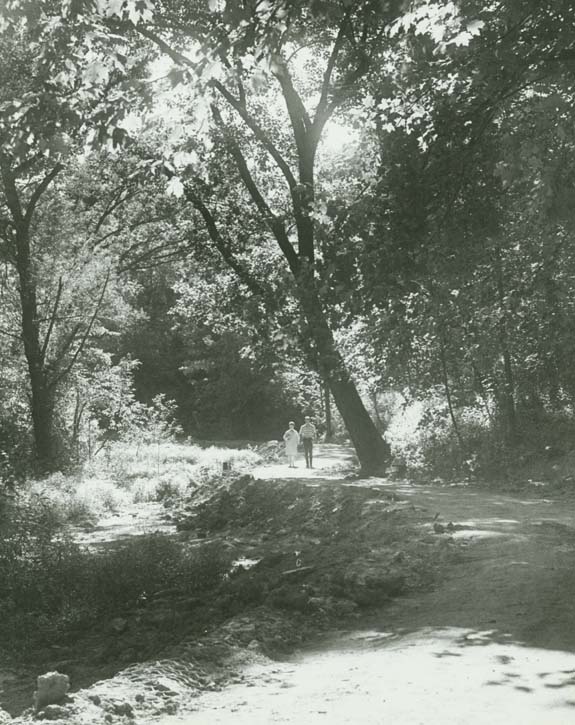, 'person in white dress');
283,421,300,468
